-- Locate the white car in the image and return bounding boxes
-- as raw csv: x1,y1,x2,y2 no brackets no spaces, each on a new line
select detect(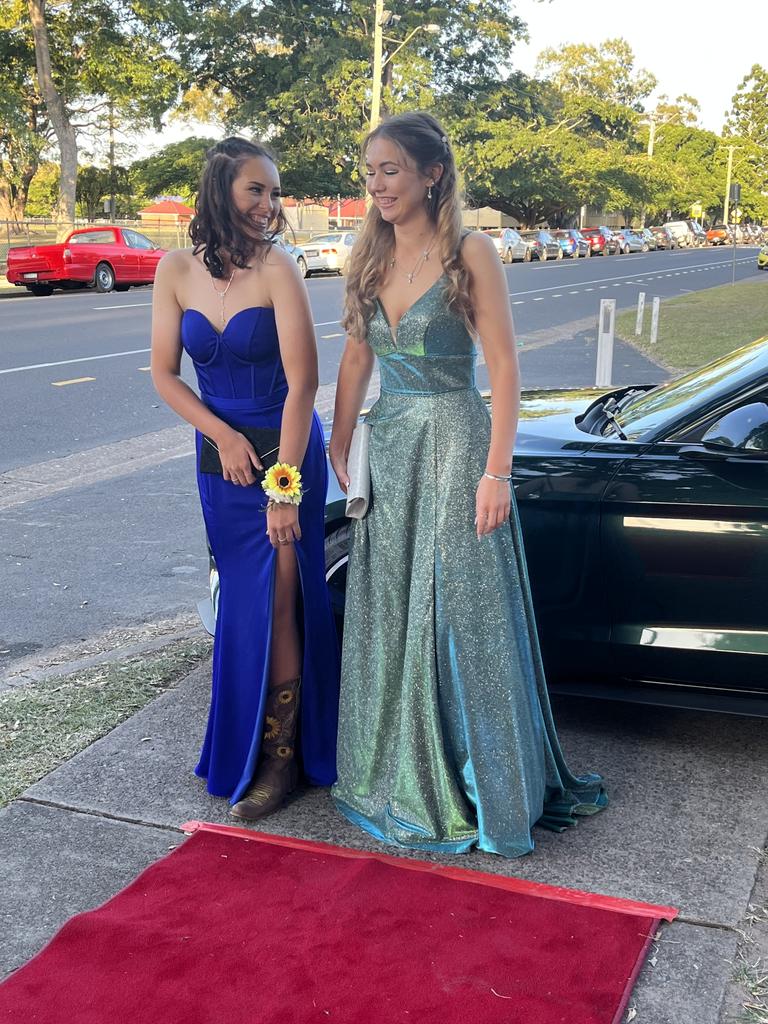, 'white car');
303,232,357,277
